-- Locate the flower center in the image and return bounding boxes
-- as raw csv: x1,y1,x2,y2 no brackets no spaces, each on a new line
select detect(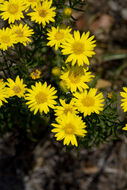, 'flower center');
35,92,47,104
1,35,10,43
69,73,81,84
55,31,64,41
82,96,95,107
72,42,84,55
13,86,21,93
15,29,24,37
8,3,19,14
64,123,75,134
38,9,47,17
63,107,73,115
